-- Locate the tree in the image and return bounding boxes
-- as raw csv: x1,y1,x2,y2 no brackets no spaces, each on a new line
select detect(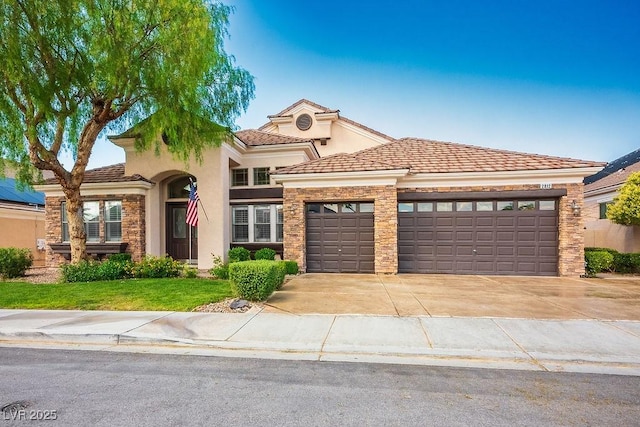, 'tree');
607,171,640,226
0,0,254,262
